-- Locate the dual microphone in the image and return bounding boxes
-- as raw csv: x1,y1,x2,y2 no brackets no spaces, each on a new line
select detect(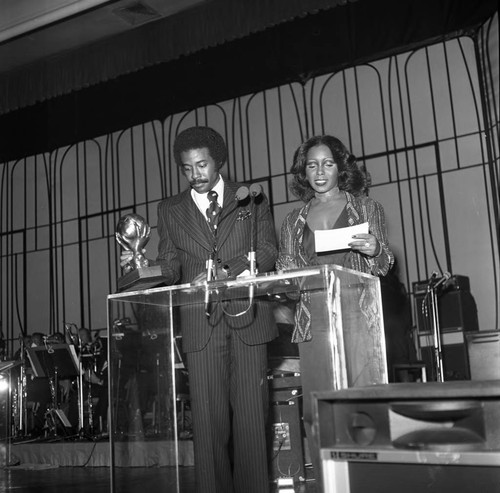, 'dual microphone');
427,271,451,290
242,184,262,310
235,183,262,202
237,183,262,271
205,183,263,318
